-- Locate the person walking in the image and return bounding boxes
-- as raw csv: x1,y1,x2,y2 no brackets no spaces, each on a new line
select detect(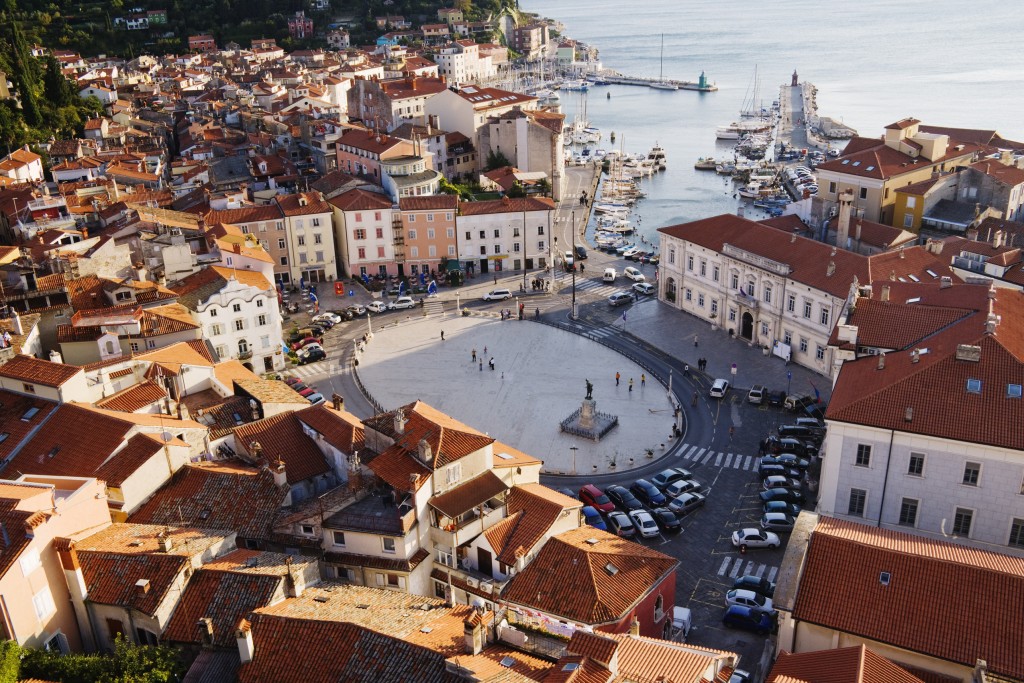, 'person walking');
479,360,483,371
472,348,477,362
494,275,498,285
640,374,646,387
615,372,620,386
440,330,445,341
694,335,699,347
729,426,735,442
691,390,698,406
489,357,495,371
628,378,634,392
683,363,689,377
